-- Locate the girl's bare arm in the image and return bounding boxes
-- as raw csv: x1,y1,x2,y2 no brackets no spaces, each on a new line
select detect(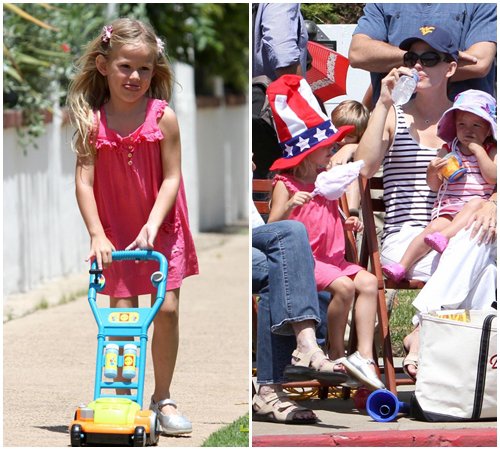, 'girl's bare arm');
75,156,115,268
